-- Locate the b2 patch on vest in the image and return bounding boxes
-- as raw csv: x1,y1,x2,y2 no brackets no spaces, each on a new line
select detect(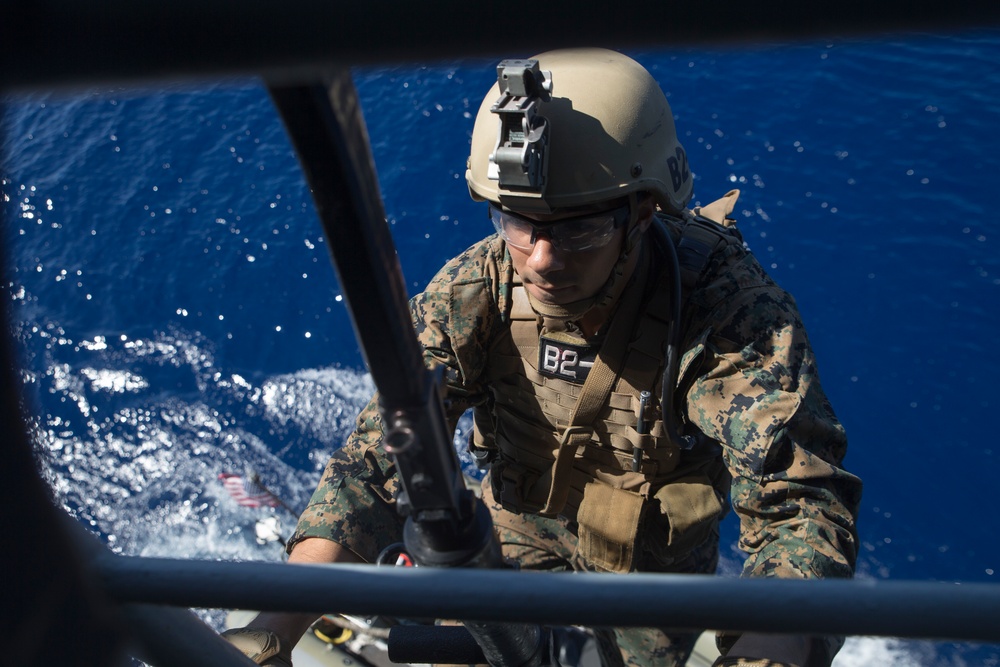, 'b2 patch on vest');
538,334,597,384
